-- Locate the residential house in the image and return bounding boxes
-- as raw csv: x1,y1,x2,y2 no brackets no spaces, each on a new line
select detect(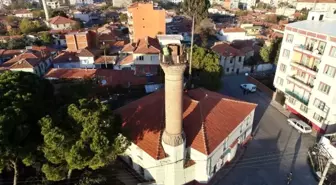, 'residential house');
208,5,235,15
46,1,60,9
94,56,117,69
13,9,33,18
212,42,245,75
73,10,100,23
216,27,256,42
52,51,80,68
116,36,161,75
69,0,94,5
0,0,11,8
47,16,77,30
295,0,336,11
240,24,262,36
44,68,149,87
0,46,56,76
273,11,336,133
116,56,257,184
77,48,103,69
51,32,67,48
127,2,166,42
0,49,23,64
112,0,132,7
